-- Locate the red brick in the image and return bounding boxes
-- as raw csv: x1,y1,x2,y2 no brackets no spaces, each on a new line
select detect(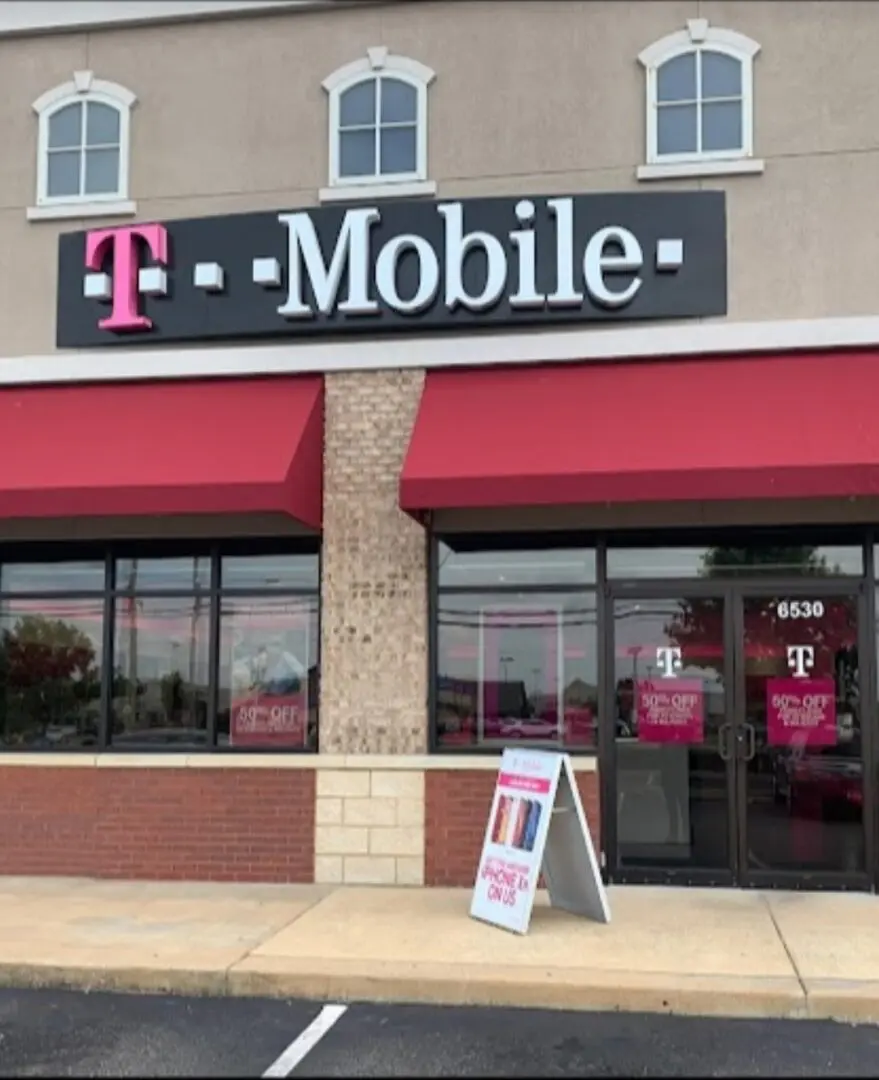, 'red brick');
0,766,315,883
424,767,601,887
